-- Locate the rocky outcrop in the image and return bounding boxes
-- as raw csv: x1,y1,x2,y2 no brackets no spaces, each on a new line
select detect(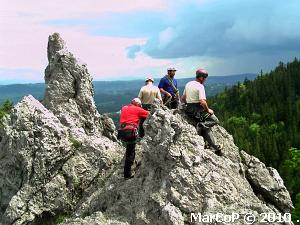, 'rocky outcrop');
241,151,293,213
62,107,293,225
0,94,123,225
0,33,294,225
44,33,115,137
0,33,123,225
